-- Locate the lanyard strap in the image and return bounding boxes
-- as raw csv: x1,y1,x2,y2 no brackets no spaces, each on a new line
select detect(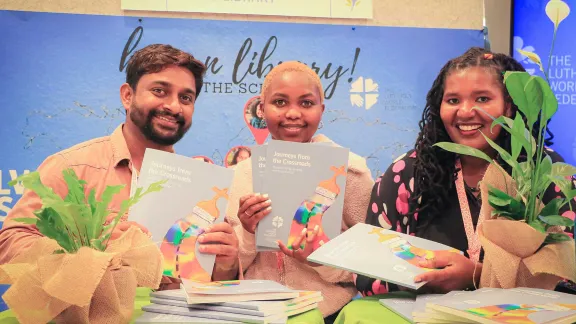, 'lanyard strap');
455,160,483,263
